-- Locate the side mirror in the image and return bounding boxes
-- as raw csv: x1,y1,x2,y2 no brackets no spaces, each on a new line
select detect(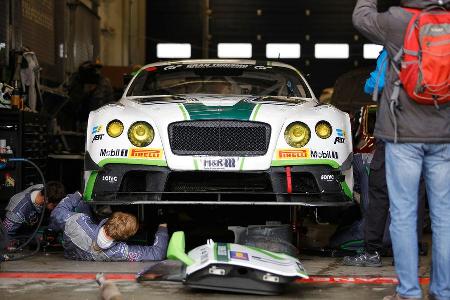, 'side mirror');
123,73,133,88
